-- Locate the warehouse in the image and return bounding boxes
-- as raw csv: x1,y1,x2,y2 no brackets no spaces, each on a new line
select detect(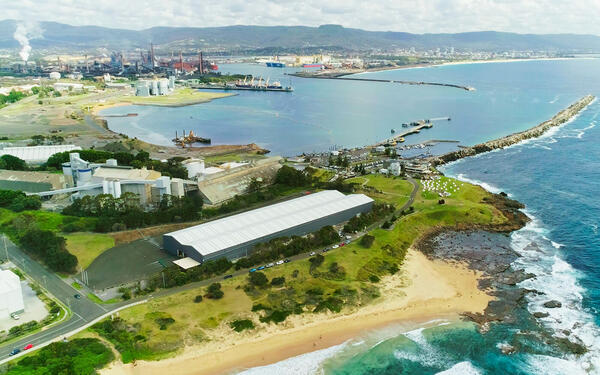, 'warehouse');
163,190,374,263
0,145,82,164
0,270,24,319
